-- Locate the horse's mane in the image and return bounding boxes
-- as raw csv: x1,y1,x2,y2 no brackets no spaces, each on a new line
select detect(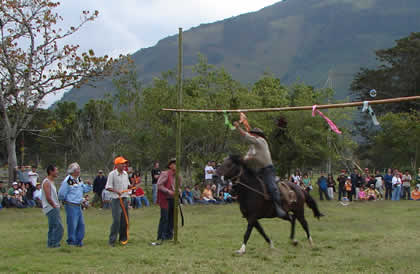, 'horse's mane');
229,155,257,178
